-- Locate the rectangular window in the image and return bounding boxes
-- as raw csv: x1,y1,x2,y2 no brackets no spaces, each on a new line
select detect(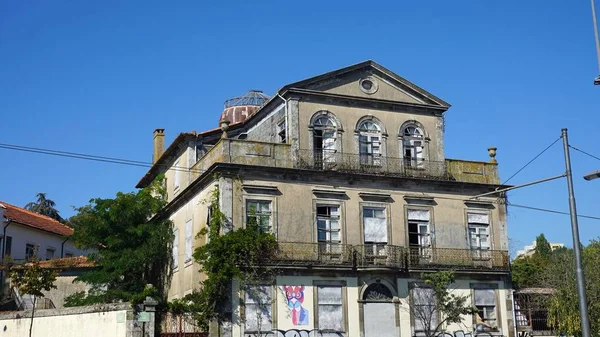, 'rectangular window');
317,205,342,257
244,285,272,333
408,209,431,259
278,121,286,143
173,161,181,190
359,135,381,166
25,243,36,259
246,200,272,233
474,287,497,329
317,285,343,332
173,228,179,269
363,207,387,258
45,248,55,260
4,236,12,257
185,220,193,263
412,287,437,334
468,213,490,250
